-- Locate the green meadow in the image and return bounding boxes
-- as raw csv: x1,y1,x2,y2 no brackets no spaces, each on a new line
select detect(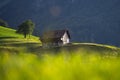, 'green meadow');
0,26,41,53
0,26,120,80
